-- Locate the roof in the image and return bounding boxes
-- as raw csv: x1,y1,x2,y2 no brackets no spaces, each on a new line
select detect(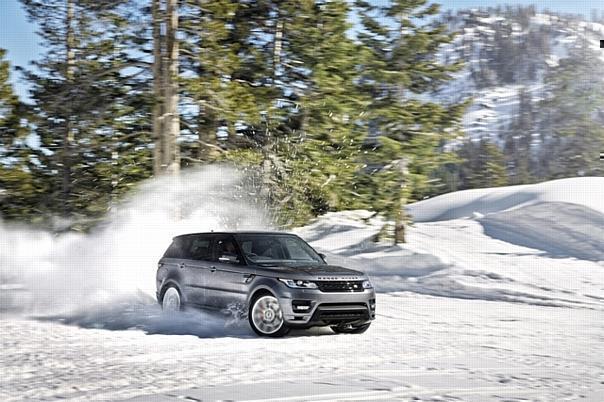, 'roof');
173,230,296,239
